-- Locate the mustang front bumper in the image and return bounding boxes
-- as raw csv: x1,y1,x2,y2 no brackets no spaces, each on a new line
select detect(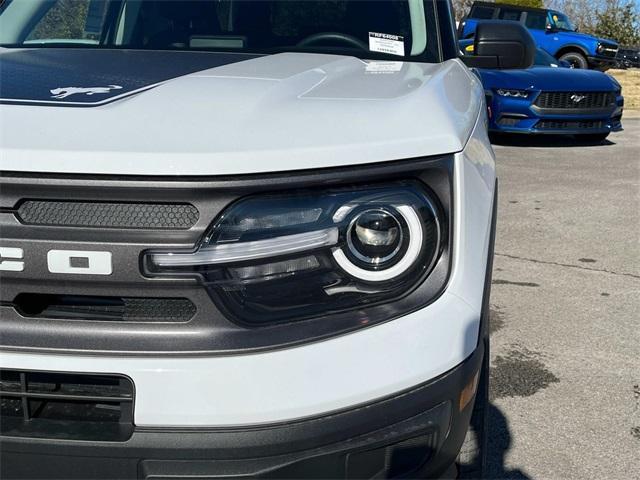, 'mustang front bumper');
488,90,624,135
